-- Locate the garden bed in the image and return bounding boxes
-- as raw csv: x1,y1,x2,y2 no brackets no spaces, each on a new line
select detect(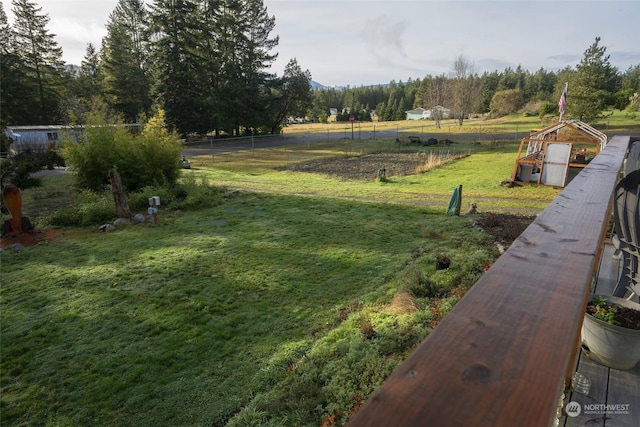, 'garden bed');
282,151,463,181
